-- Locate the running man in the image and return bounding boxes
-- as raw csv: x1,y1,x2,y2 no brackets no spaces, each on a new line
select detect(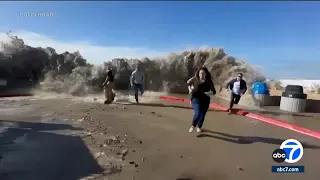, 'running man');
130,64,145,103
102,68,115,104
226,73,247,114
